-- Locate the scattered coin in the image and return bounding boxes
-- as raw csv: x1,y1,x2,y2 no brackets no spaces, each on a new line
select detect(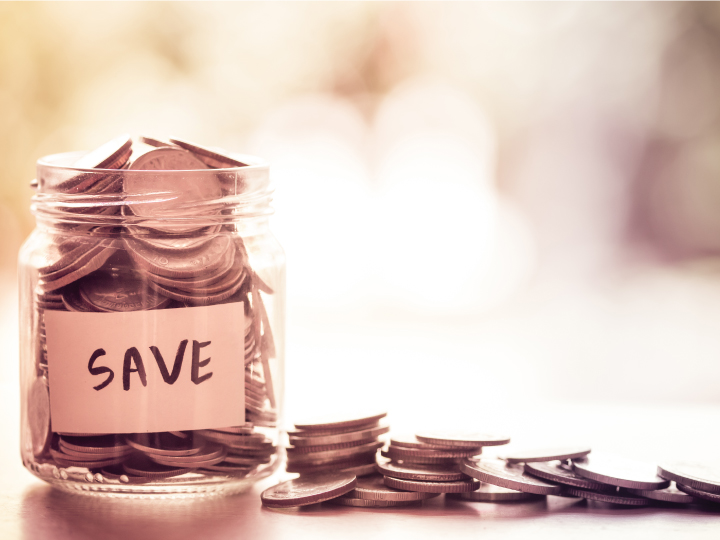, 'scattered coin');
524,461,616,492
657,462,720,495
500,446,591,464
384,476,481,494
294,412,388,433
676,483,720,504
572,454,670,490
626,482,698,504
447,483,543,502
561,486,650,506
289,424,390,447
416,431,511,448
459,458,562,496
348,474,440,501
376,460,466,482
260,472,357,508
